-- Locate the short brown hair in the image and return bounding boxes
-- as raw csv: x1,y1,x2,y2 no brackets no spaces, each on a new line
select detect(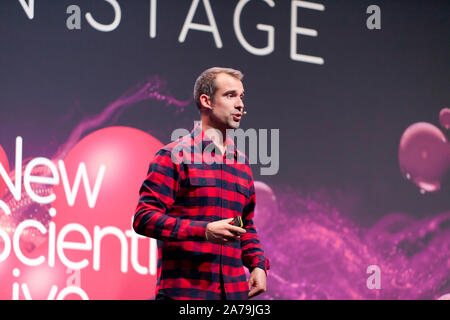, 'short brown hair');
193,67,244,111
